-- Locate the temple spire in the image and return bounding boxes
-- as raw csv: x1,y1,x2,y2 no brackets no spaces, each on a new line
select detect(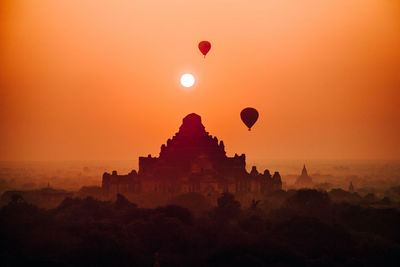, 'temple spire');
349,181,354,192
296,164,313,188
301,164,308,176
